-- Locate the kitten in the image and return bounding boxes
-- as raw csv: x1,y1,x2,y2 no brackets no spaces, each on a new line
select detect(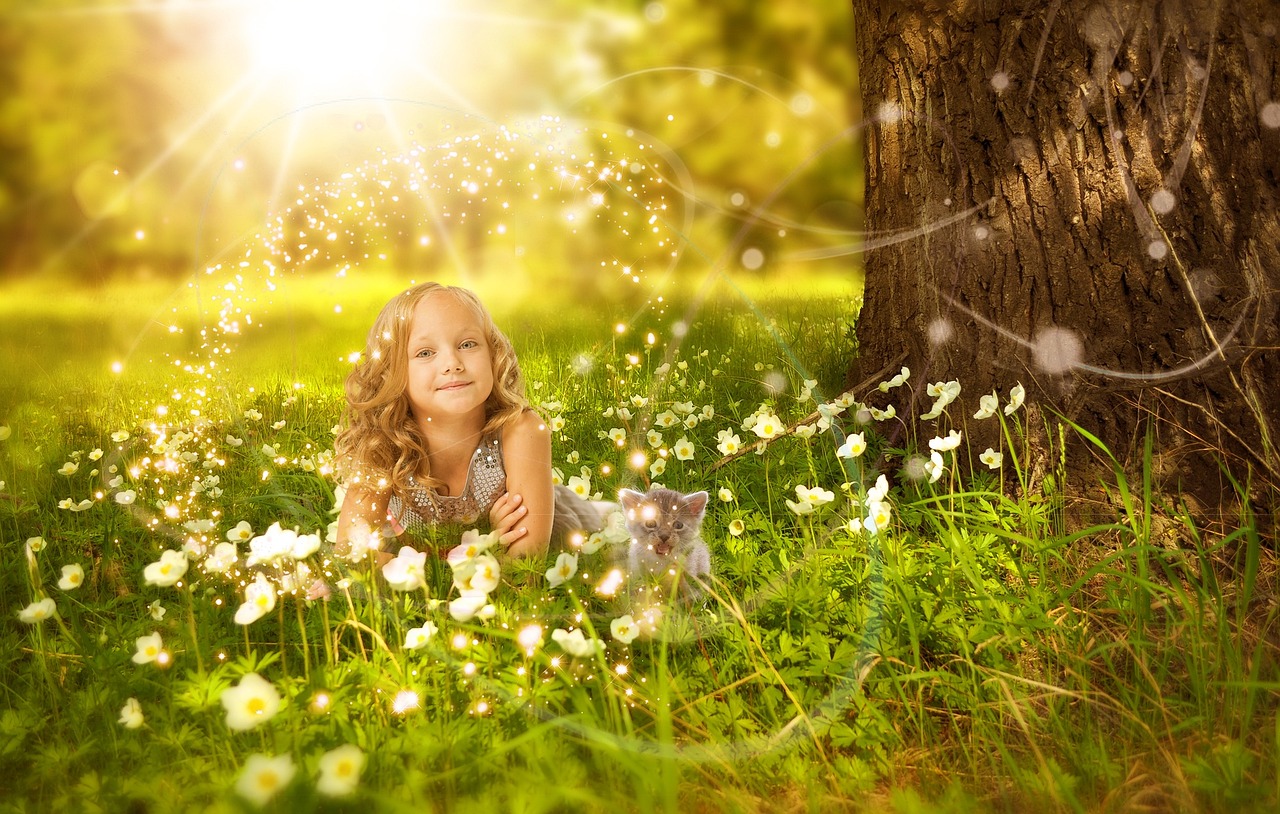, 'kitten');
619,487,711,600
